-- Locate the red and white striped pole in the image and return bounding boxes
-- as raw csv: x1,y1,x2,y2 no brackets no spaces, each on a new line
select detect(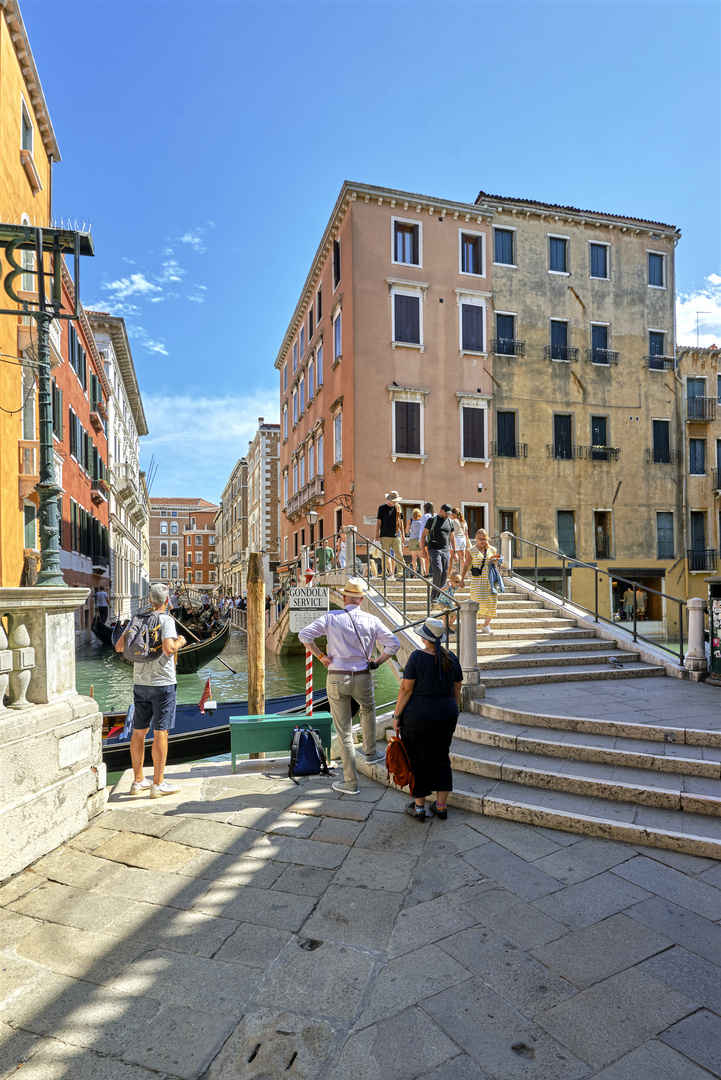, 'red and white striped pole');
305,648,313,716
